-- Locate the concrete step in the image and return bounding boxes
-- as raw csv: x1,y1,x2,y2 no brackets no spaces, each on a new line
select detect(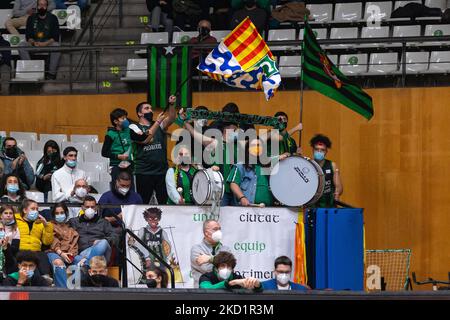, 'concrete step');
41,80,130,94
93,14,149,28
